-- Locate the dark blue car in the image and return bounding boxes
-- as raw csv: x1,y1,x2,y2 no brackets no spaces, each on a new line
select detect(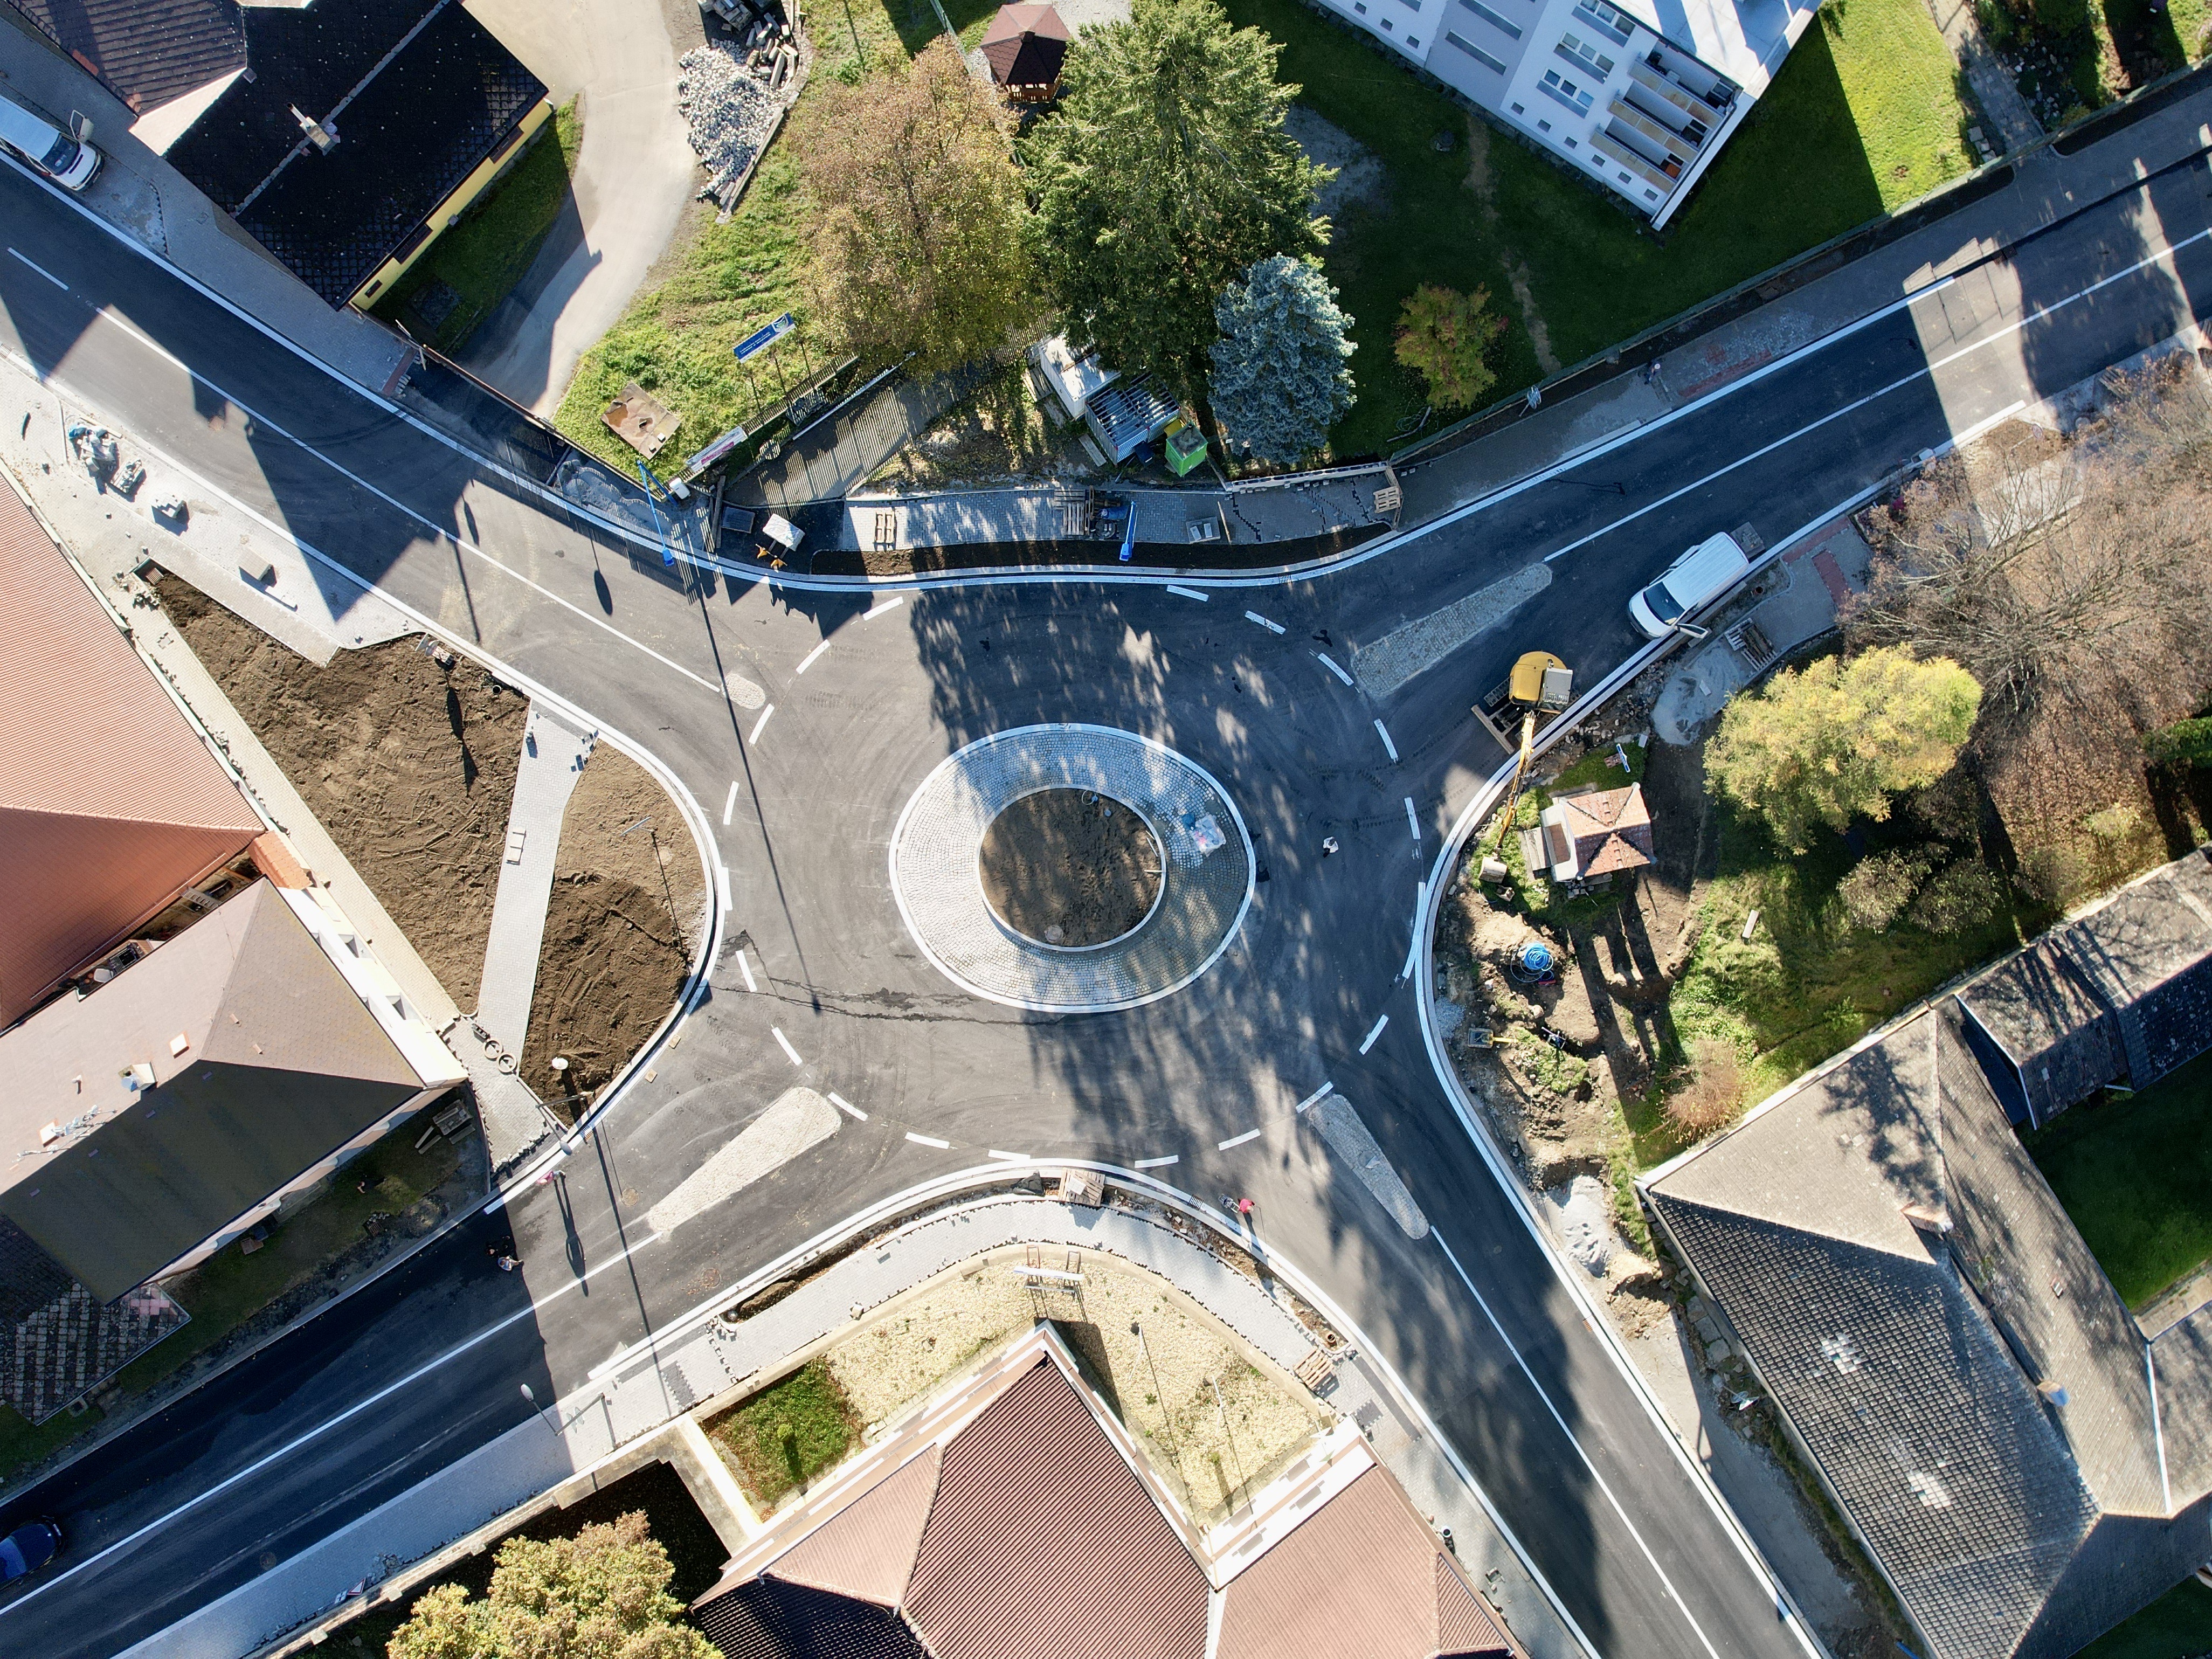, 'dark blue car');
0,1519,61,1582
